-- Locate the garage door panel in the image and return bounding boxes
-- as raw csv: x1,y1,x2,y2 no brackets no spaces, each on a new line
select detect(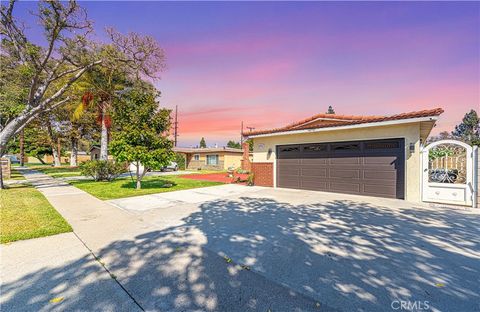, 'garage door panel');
329,157,361,165
363,170,396,180
301,158,328,164
363,184,397,197
300,168,327,177
330,169,360,179
300,179,328,190
330,182,361,193
276,139,405,199
364,156,397,165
